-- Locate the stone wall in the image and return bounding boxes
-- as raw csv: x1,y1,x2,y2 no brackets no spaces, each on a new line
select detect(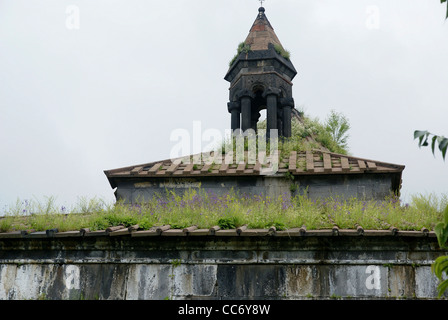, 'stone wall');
0,234,446,300
114,173,396,204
